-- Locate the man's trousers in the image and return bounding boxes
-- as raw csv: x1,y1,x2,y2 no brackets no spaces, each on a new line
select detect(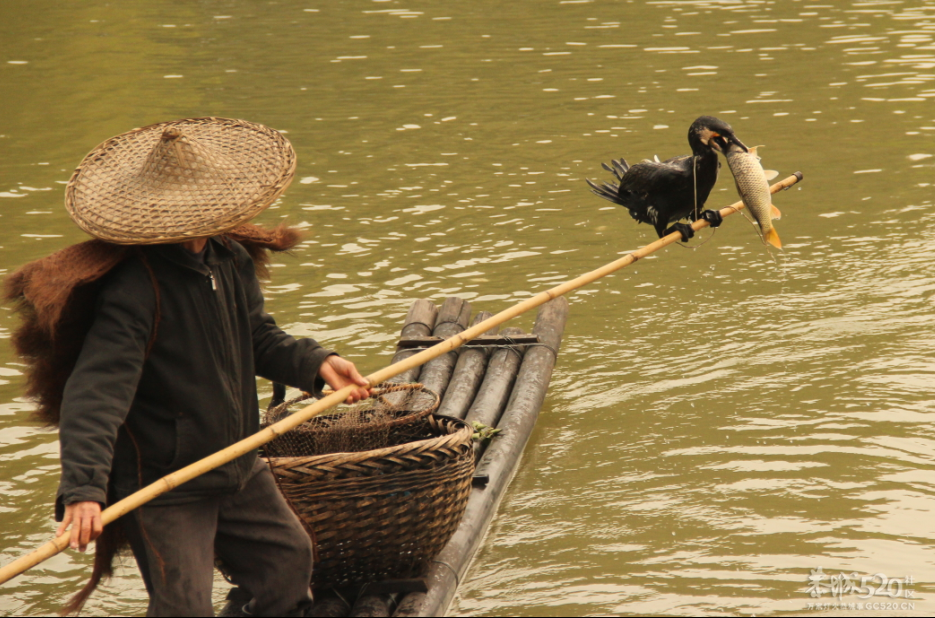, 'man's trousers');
122,459,314,617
